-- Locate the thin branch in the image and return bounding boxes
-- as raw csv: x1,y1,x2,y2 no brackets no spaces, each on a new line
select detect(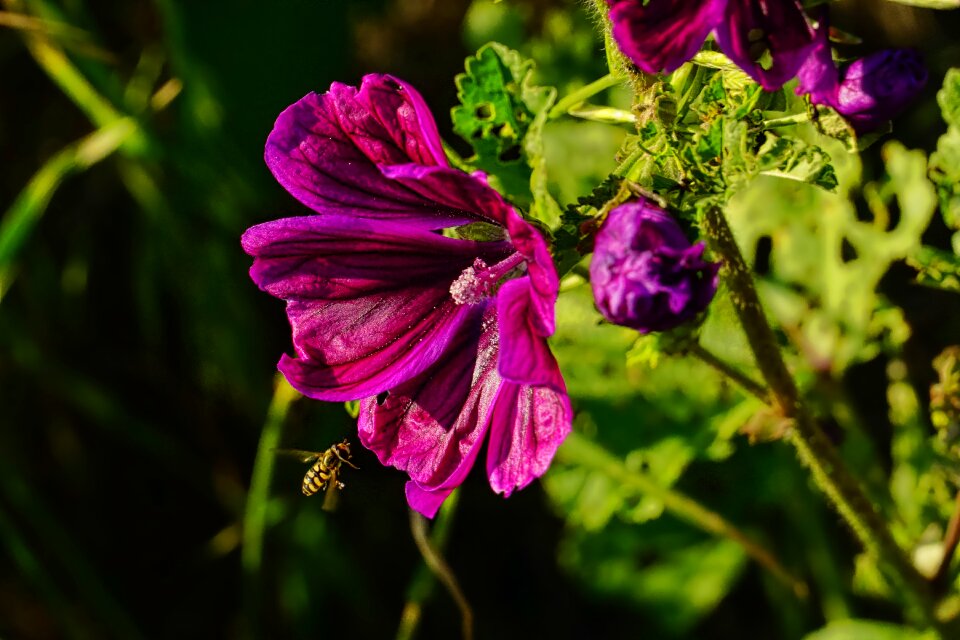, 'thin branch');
396,492,461,640
407,508,473,640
